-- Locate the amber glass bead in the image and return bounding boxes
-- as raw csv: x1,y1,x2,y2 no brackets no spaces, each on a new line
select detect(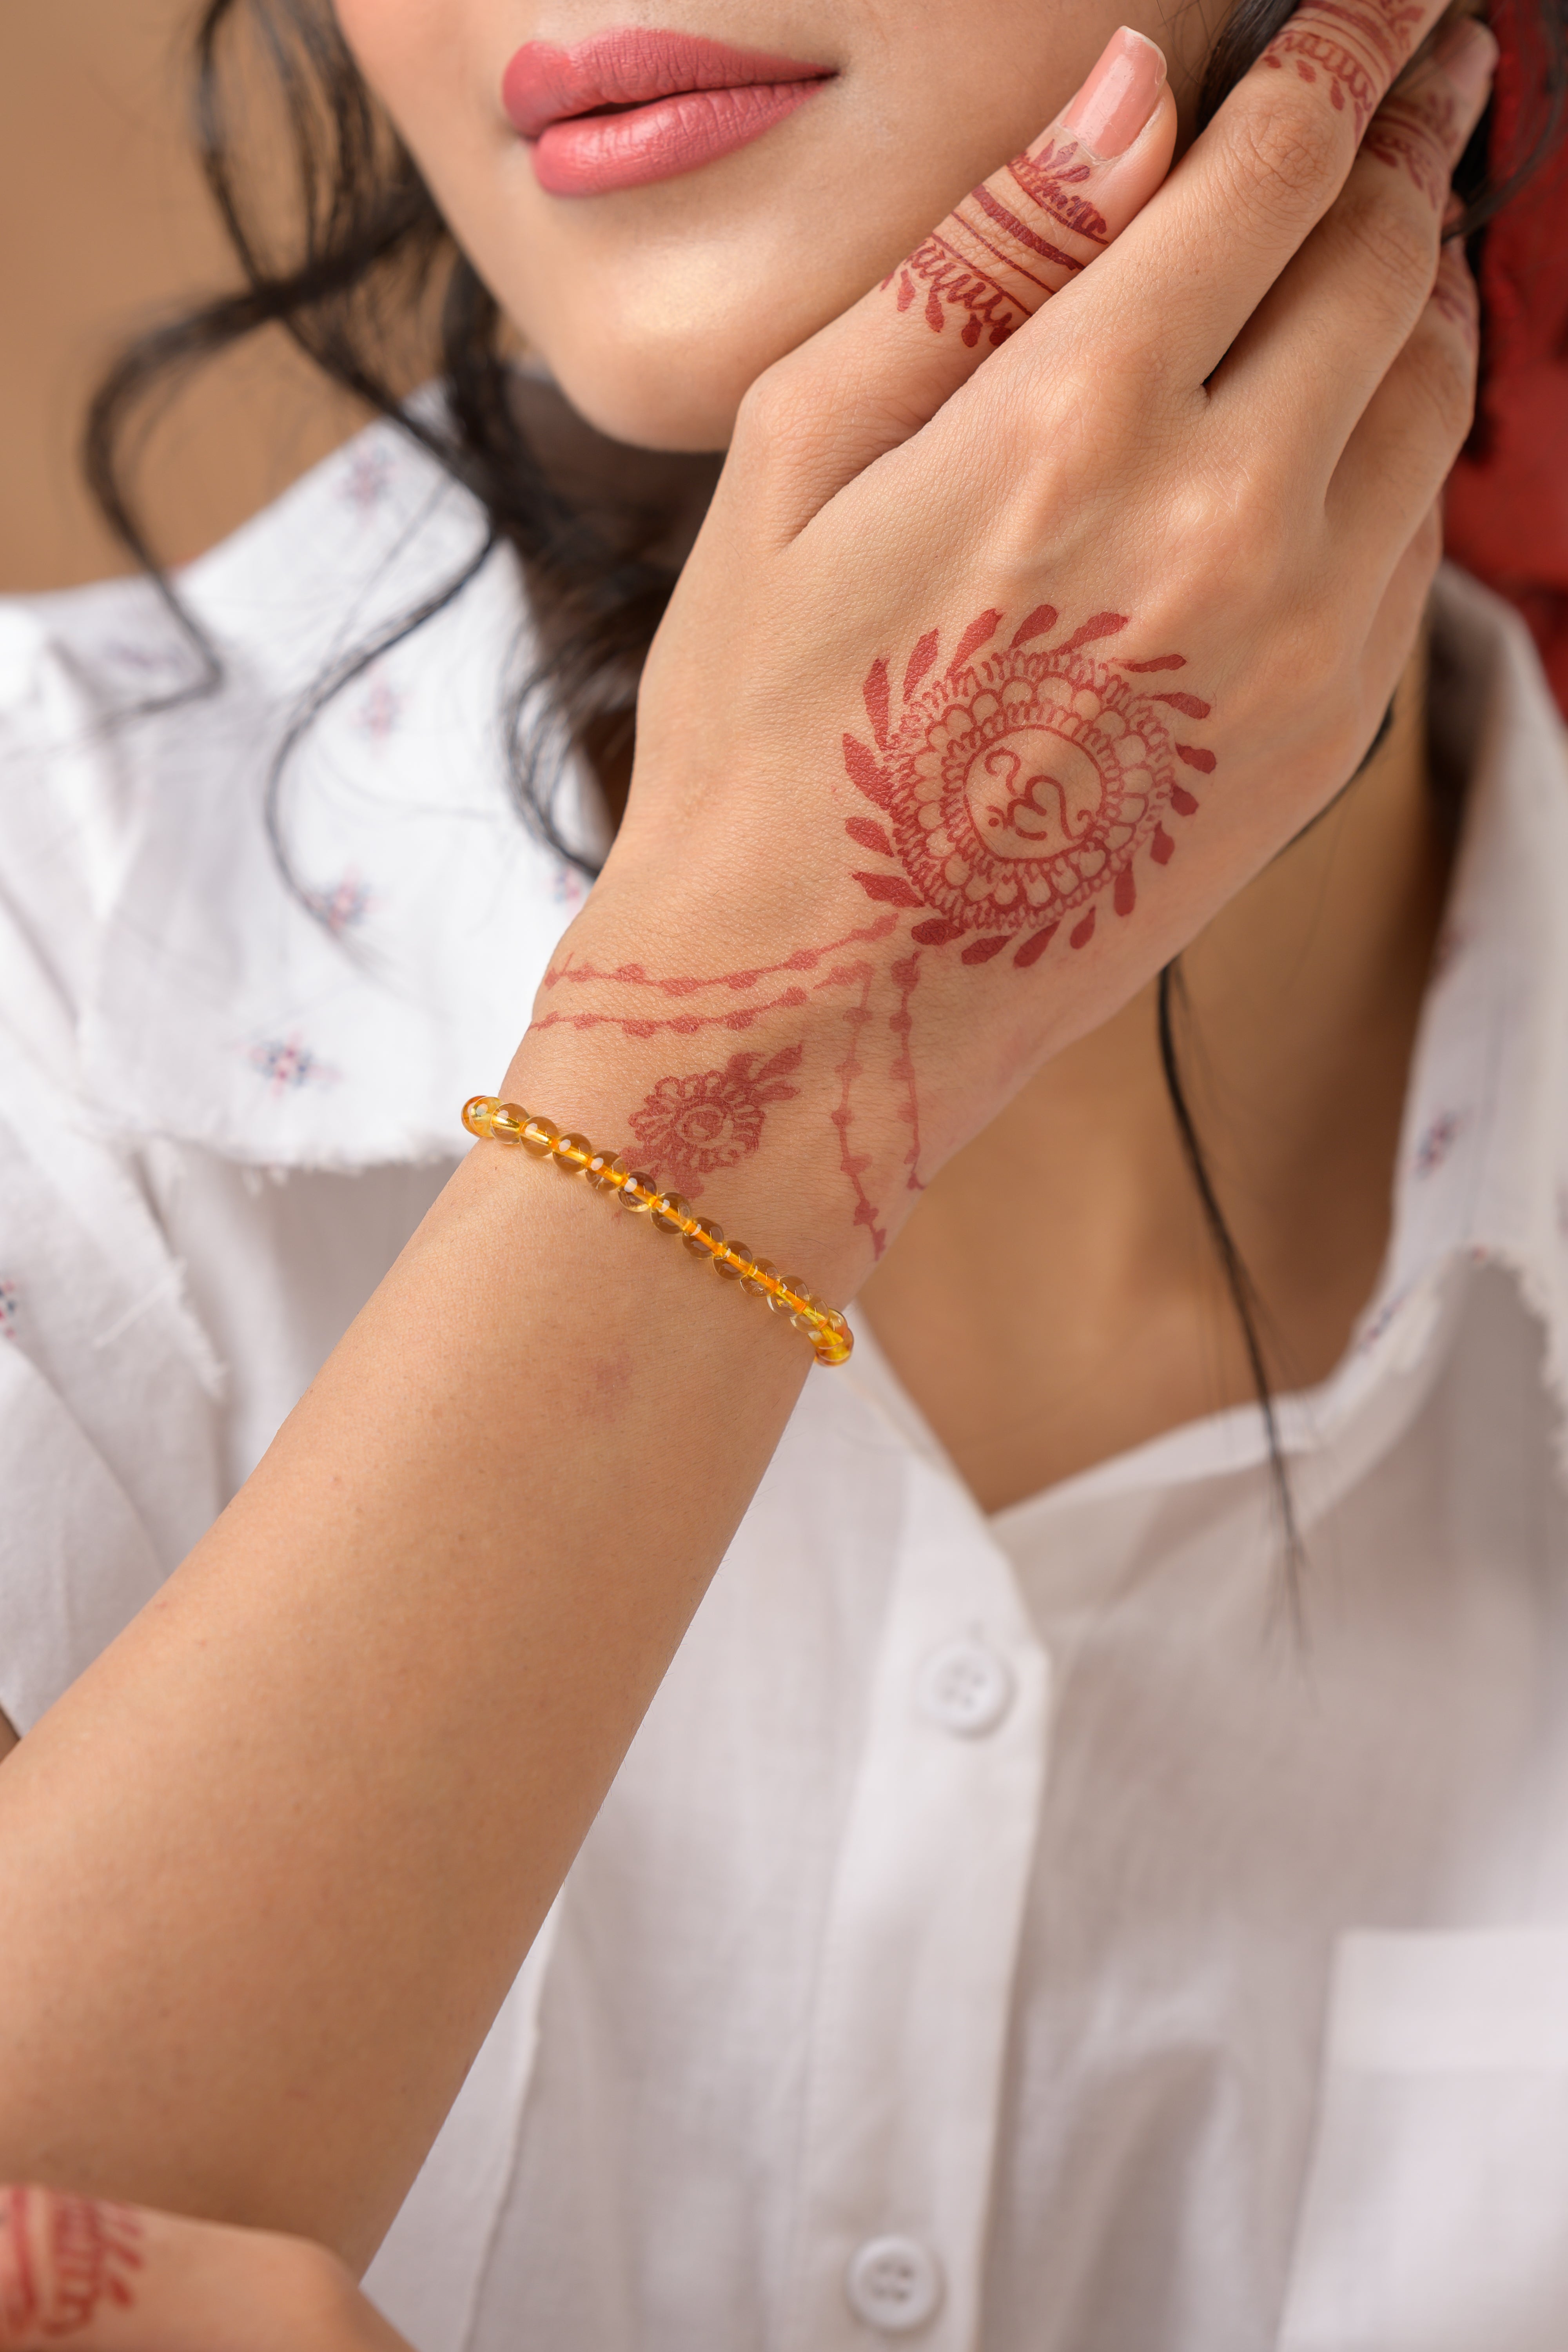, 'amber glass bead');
620,1173,659,1212
813,1312,855,1366
520,1116,559,1157
552,1132,594,1173
587,1149,629,1190
788,1290,823,1334
772,1276,812,1317
740,1257,778,1298
463,1096,499,1139
684,1218,724,1258
650,1192,693,1236
490,1102,530,1145
713,1241,752,1282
